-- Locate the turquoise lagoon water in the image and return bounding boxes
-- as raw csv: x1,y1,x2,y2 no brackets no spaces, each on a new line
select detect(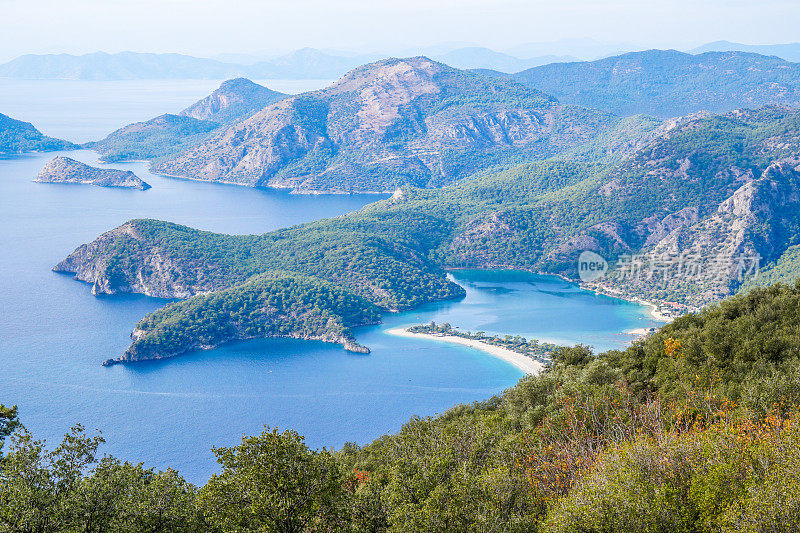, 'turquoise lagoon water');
0,82,662,482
